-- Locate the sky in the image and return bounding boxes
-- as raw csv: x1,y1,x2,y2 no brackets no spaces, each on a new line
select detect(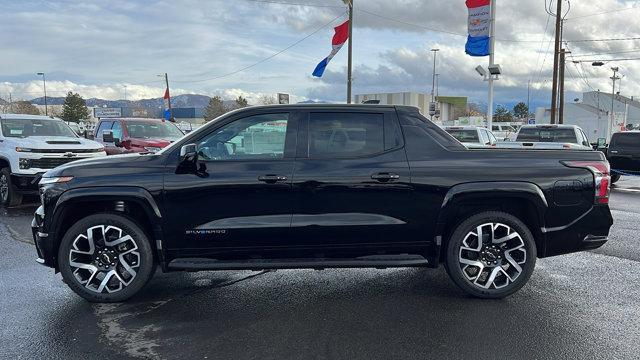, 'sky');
1,0,640,110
